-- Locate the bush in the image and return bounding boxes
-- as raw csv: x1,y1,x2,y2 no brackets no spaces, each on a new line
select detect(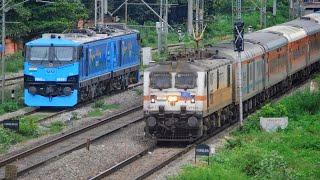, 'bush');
18,118,39,137
93,100,104,108
0,100,20,113
4,51,24,73
49,121,64,133
174,90,320,179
